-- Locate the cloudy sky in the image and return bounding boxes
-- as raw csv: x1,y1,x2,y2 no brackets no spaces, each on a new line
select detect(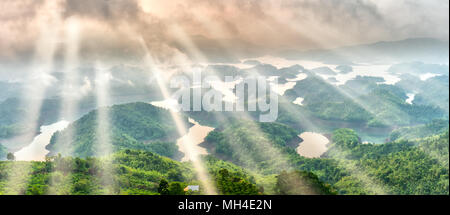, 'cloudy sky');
0,0,448,67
